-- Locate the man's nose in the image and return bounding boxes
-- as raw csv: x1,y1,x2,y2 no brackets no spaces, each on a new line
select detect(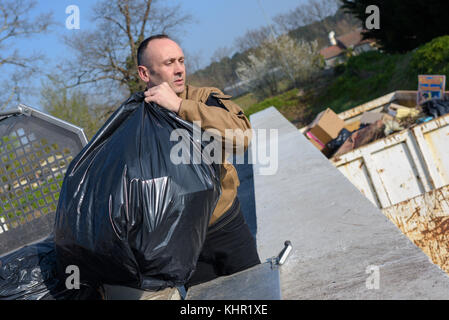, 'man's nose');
174,61,184,74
